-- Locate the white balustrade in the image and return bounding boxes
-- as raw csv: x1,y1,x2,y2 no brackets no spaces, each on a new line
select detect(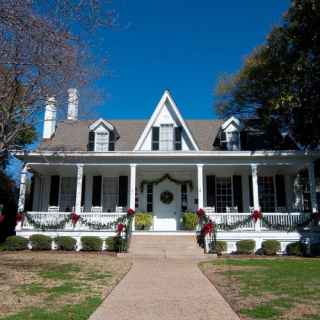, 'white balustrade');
23,211,126,231
206,211,307,231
